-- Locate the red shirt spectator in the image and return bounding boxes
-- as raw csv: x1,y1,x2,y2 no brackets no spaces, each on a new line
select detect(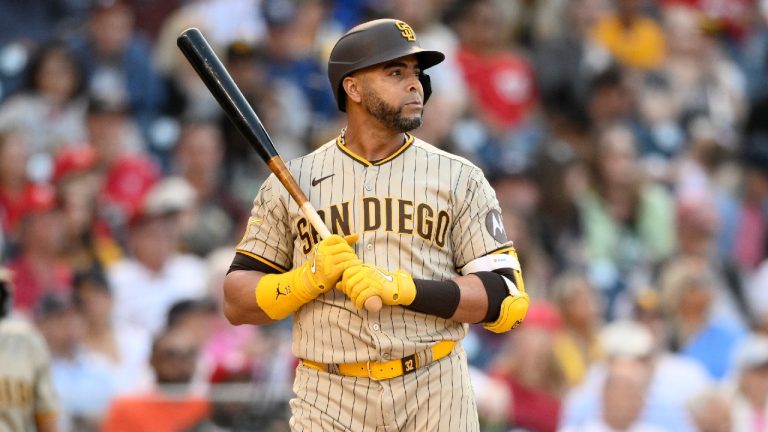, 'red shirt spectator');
453,0,538,132
492,371,562,432
456,48,537,131
8,184,73,312
0,183,45,234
